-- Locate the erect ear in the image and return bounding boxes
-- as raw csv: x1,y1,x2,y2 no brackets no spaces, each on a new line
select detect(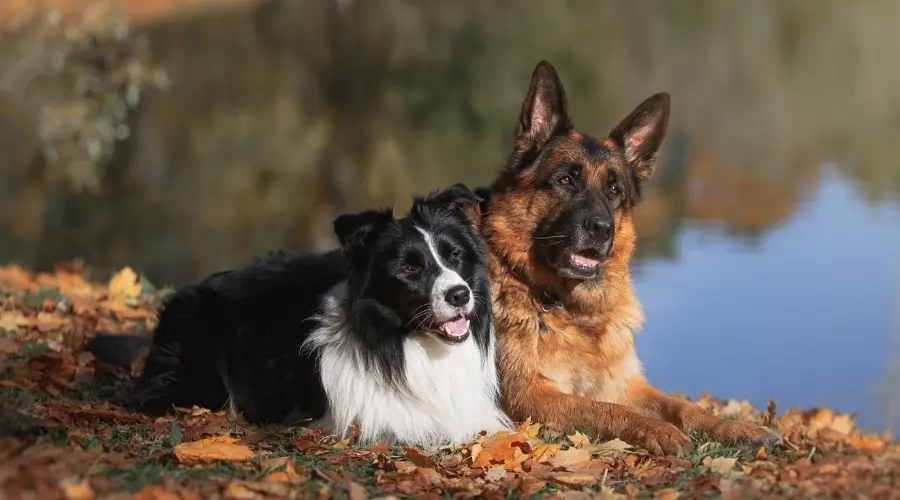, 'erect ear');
332,208,393,254
514,60,572,156
608,92,671,183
